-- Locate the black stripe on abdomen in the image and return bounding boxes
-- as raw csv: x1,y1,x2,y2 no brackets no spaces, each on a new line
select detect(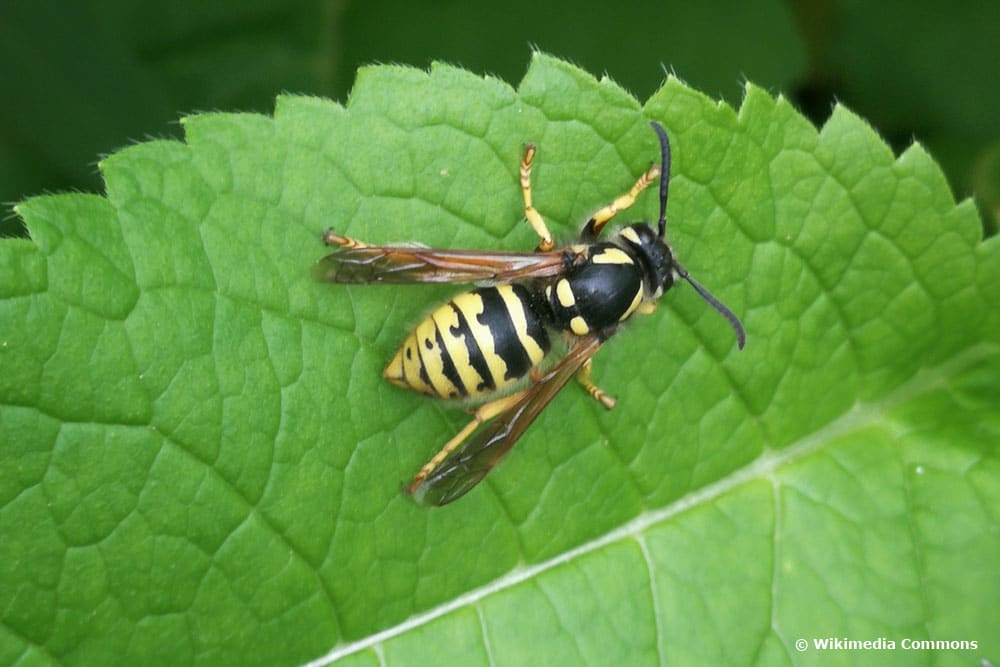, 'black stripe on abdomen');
475,286,534,382
449,302,496,394
434,323,466,398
